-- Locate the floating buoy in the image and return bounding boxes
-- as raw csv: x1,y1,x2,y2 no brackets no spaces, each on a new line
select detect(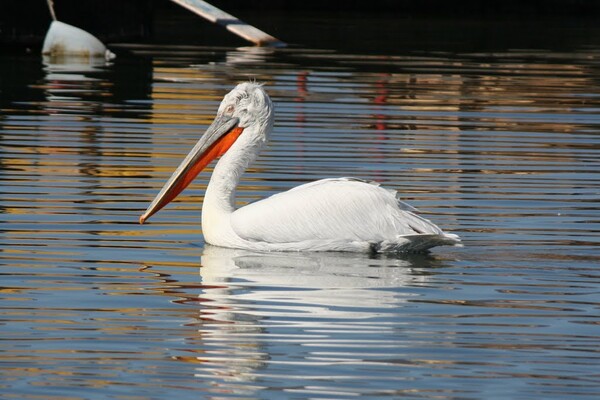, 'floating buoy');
42,20,115,60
